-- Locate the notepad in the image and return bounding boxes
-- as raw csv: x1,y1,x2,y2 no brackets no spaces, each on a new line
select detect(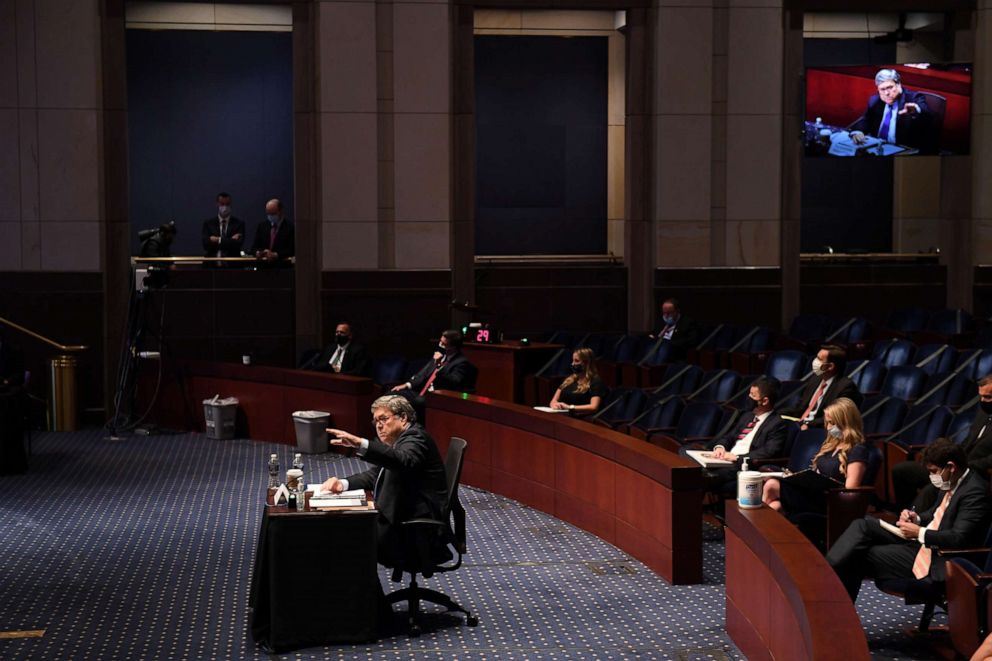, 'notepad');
878,518,909,539
533,406,569,414
685,450,734,468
